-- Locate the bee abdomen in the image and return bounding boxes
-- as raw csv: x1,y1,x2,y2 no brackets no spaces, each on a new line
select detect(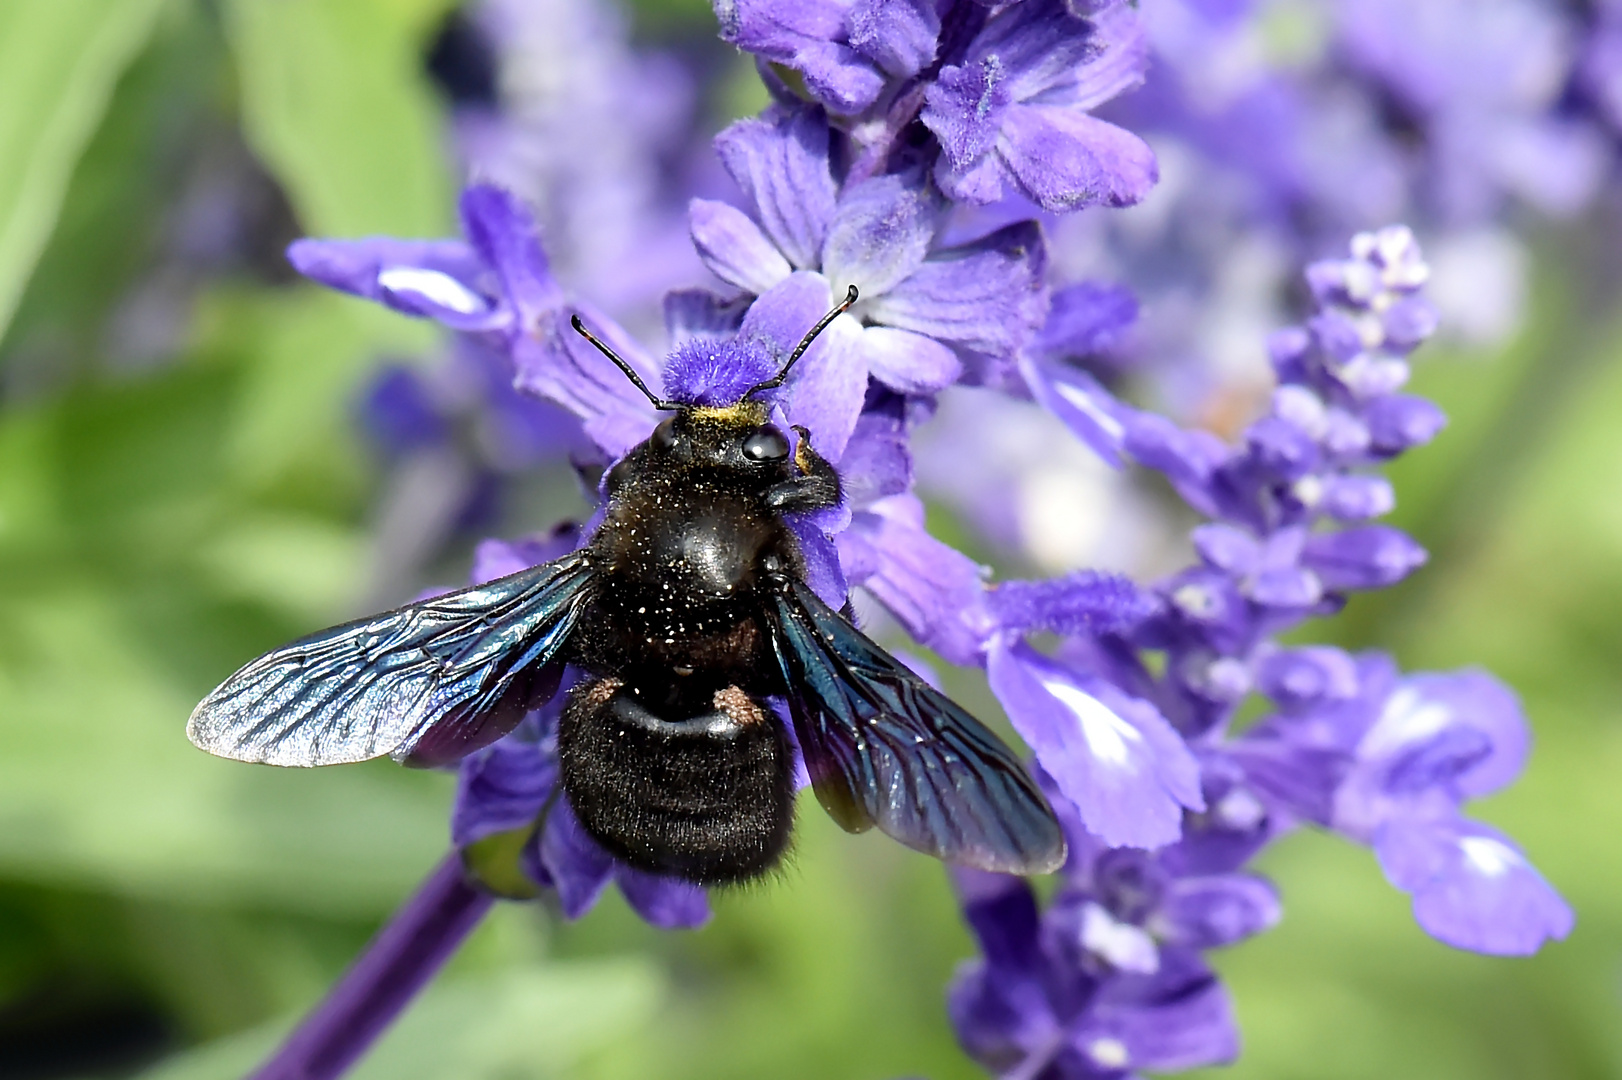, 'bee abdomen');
558,678,795,885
